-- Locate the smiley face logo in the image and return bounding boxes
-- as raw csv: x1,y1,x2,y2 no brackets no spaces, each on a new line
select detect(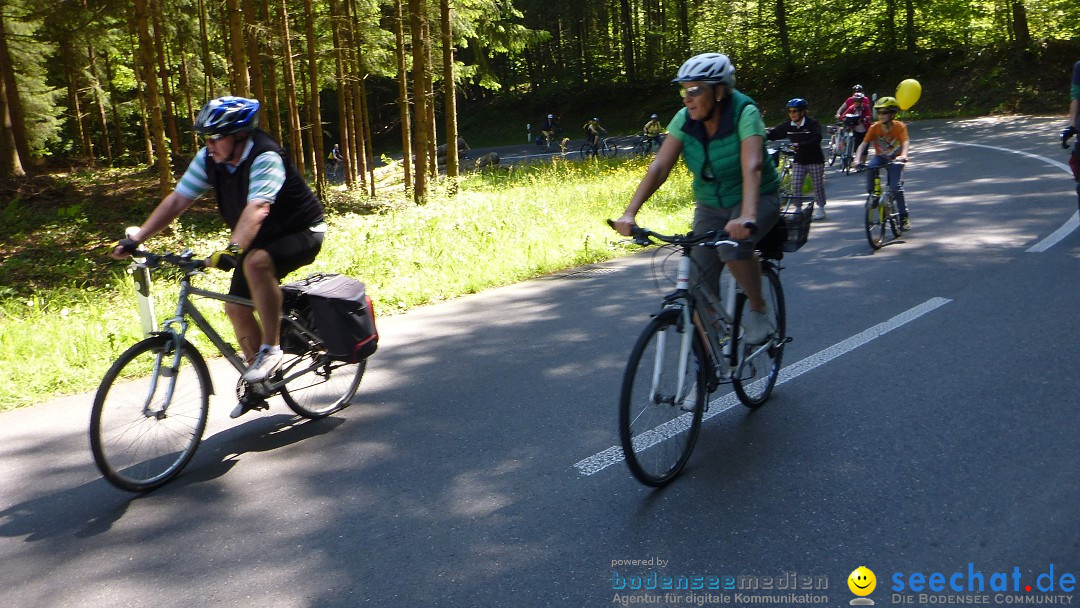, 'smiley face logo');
848,566,877,596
